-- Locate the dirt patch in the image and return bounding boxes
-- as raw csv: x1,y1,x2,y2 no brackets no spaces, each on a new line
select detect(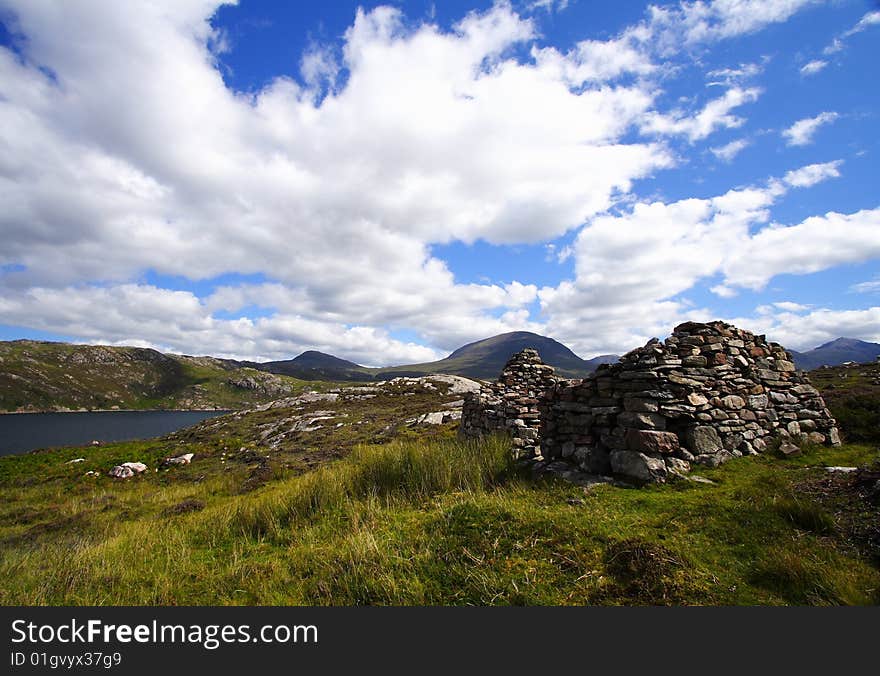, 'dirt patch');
600,538,691,605
162,498,205,516
795,461,880,563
